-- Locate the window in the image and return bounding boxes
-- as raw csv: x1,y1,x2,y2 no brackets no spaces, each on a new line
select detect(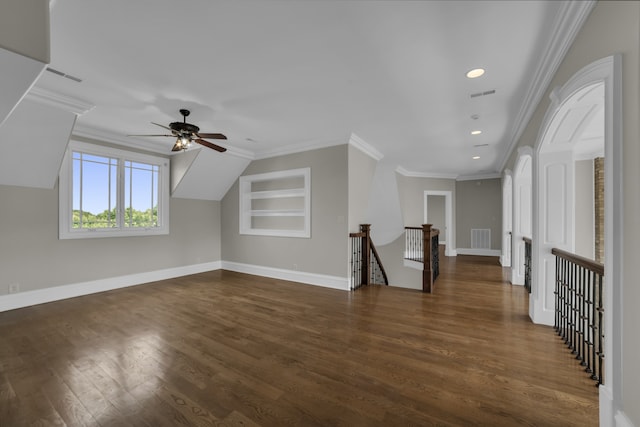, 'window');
239,168,311,238
59,140,169,239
